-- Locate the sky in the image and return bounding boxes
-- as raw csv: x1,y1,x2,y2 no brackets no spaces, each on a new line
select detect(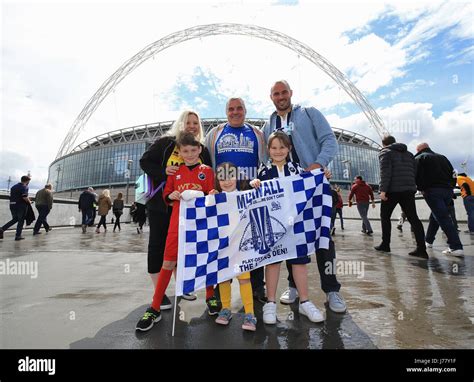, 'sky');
1,0,473,190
